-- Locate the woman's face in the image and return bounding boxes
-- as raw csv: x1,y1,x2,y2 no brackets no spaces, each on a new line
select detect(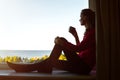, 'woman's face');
79,14,87,26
